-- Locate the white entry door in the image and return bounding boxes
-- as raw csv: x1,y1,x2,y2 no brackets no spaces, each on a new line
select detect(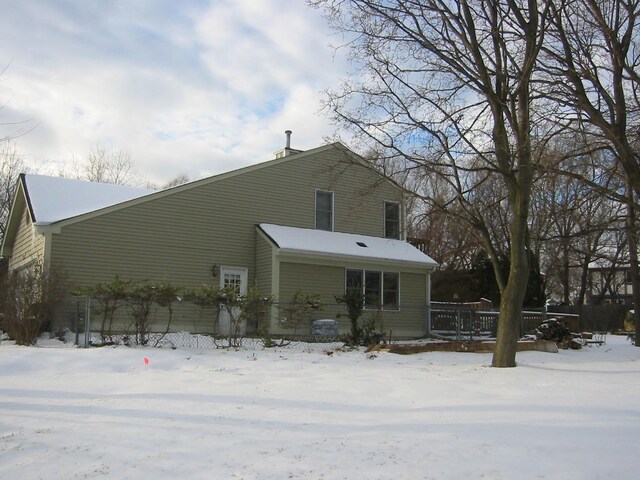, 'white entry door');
218,266,248,335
